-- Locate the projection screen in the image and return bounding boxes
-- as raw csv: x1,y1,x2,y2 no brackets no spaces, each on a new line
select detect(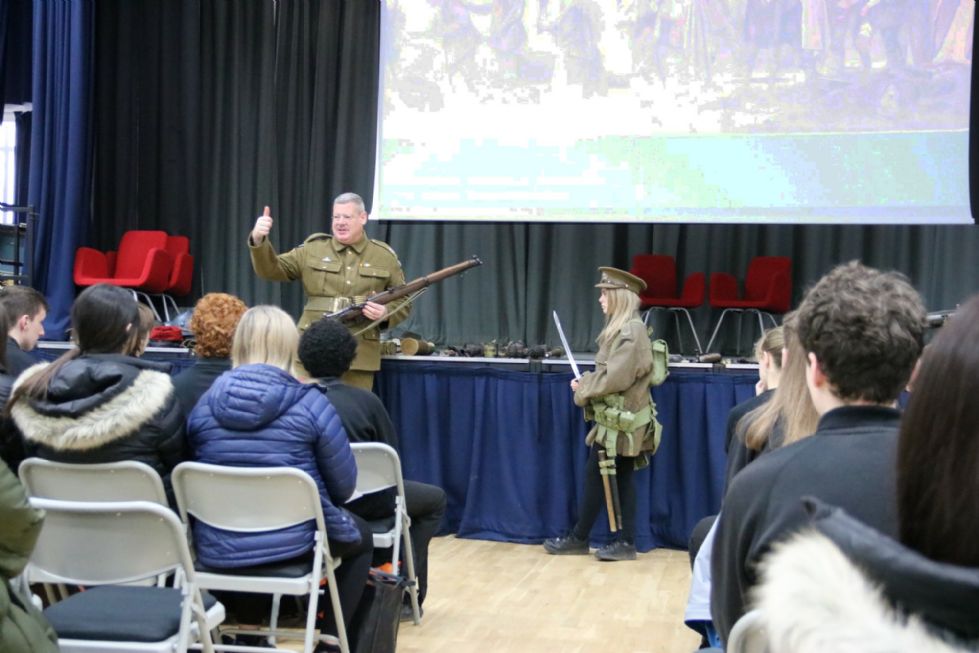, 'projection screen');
373,0,973,224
